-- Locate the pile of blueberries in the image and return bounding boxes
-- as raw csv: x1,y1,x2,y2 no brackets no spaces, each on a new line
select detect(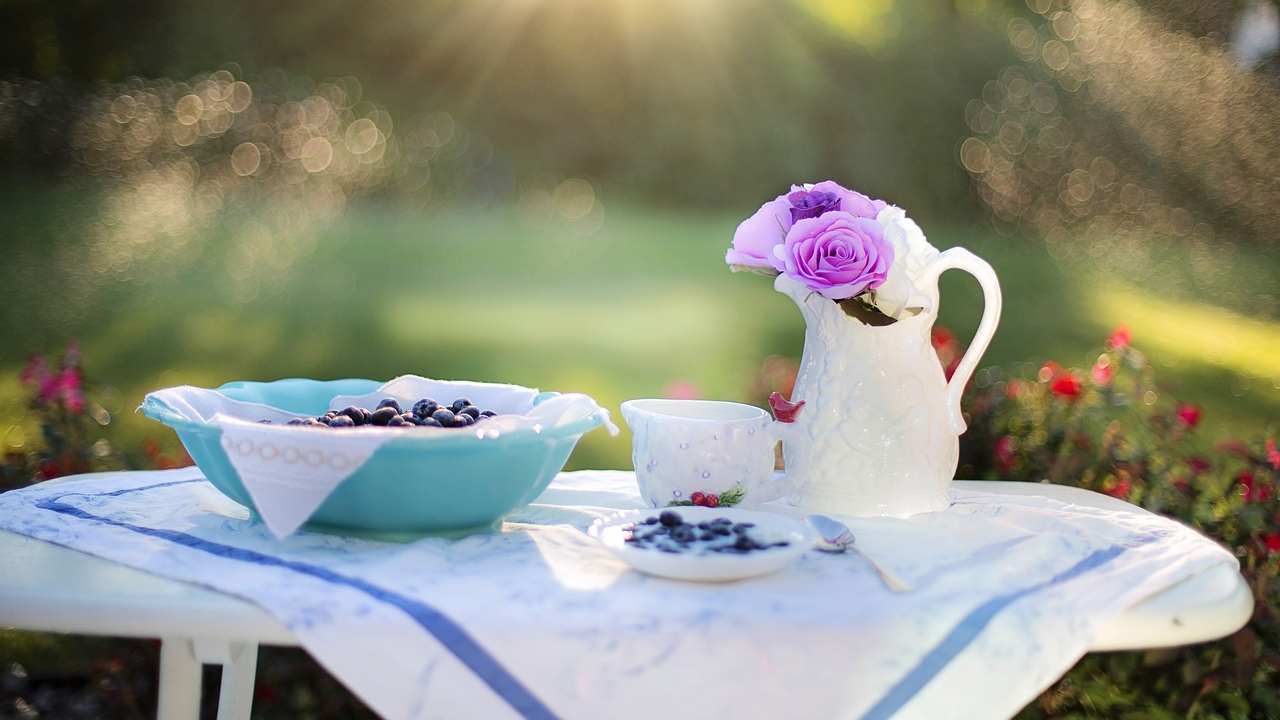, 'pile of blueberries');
264,398,498,429
623,510,789,554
